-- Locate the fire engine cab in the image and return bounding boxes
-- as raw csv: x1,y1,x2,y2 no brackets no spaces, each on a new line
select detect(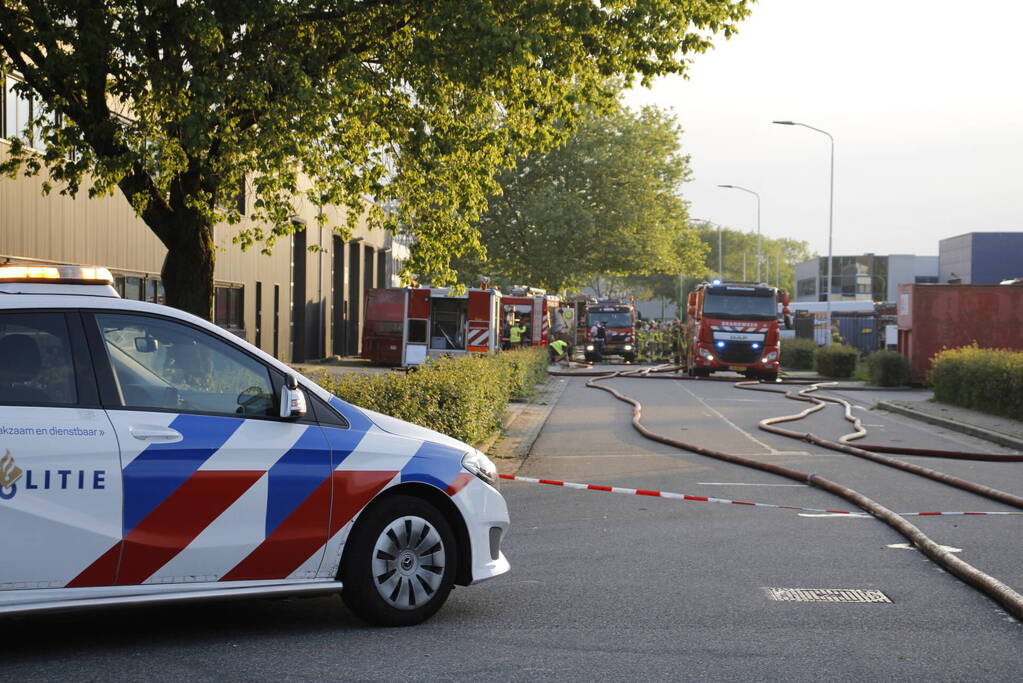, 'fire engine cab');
499,286,565,348
684,280,790,381
362,286,502,366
